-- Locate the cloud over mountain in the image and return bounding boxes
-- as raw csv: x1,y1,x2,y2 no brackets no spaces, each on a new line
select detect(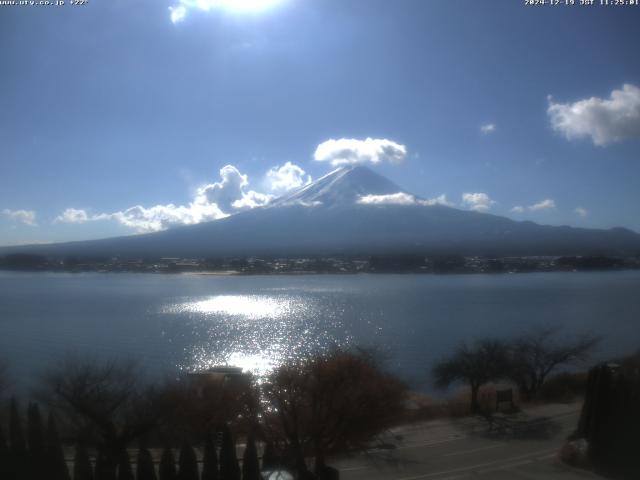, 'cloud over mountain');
266,162,312,194
548,84,640,146
461,193,495,212
357,192,453,207
511,198,556,213
2,209,37,226
314,138,407,167
54,165,271,233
